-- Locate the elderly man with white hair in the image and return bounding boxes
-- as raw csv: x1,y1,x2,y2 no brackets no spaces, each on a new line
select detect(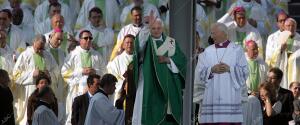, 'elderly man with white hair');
132,12,186,125
194,22,248,125
266,18,300,89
